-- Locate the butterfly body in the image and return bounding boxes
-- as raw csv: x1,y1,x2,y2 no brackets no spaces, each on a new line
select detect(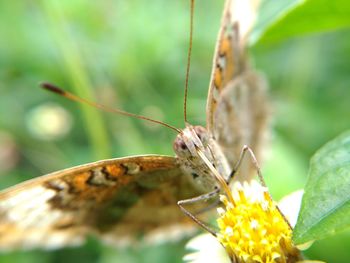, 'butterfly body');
0,0,268,250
